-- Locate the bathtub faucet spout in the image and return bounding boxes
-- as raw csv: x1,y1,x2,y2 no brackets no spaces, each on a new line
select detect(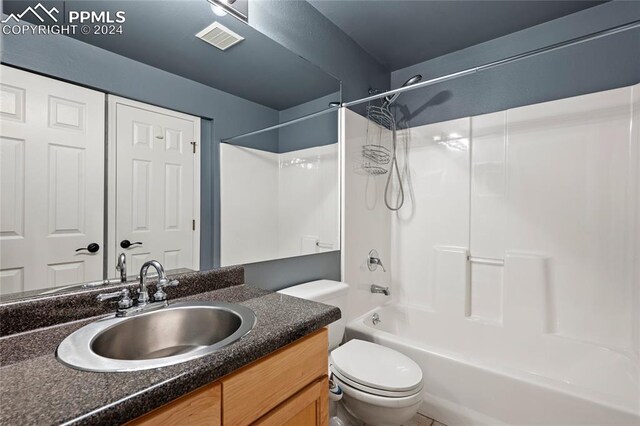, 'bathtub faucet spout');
371,284,391,296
